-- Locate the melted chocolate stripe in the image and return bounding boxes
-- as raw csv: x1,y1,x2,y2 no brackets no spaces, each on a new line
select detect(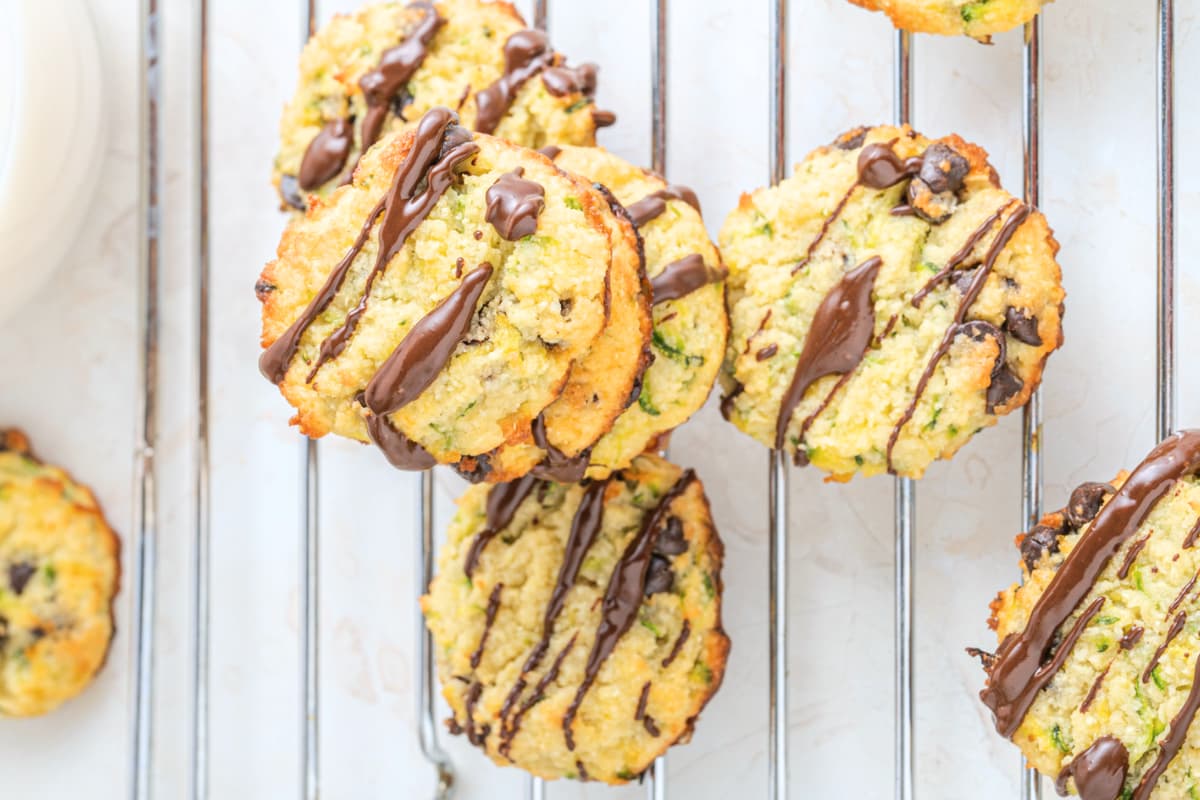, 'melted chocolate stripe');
562,471,696,750
662,619,690,668
982,430,1200,738
1142,612,1186,683
464,475,541,577
363,263,492,415
298,118,354,190
312,114,481,377
774,257,883,450
885,205,1030,470
470,583,504,669
791,186,857,275
910,201,1016,307
475,30,555,134
1166,570,1199,618
1118,535,1150,580
531,412,591,483
367,413,436,469
1079,664,1111,713
1184,516,1200,549
351,3,444,179
499,634,578,758
626,184,702,228
1056,737,1129,800
259,198,385,384
497,480,609,736
1132,650,1200,798
650,254,726,305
